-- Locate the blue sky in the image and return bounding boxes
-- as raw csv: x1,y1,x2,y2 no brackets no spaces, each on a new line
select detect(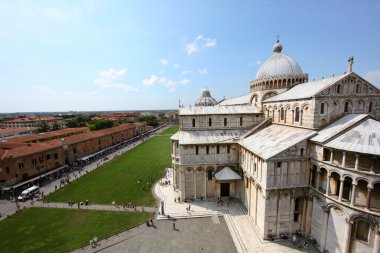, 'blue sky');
1,0,379,113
